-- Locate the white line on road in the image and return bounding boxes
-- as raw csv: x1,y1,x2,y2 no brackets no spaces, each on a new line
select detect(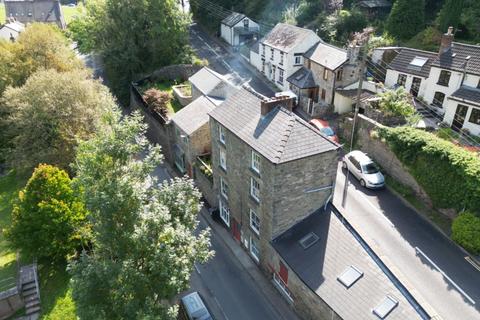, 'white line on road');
194,263,201,275
465,256,480,272
213,296,230,320
415,247,476,305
